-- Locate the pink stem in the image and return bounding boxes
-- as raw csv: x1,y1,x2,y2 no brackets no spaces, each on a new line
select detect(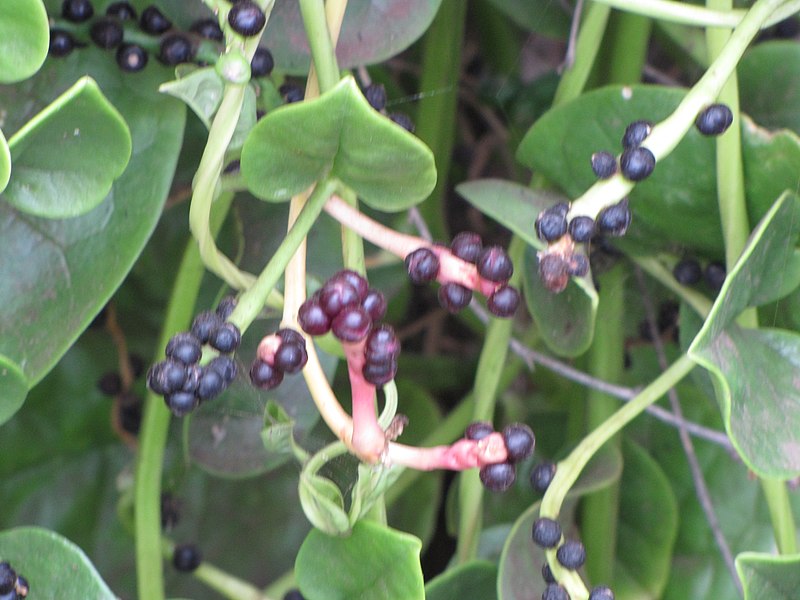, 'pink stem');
385,432,508,471
342,340,386,463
